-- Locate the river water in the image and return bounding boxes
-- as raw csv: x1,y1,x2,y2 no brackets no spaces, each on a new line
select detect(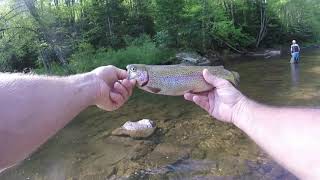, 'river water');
2,50,320,179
